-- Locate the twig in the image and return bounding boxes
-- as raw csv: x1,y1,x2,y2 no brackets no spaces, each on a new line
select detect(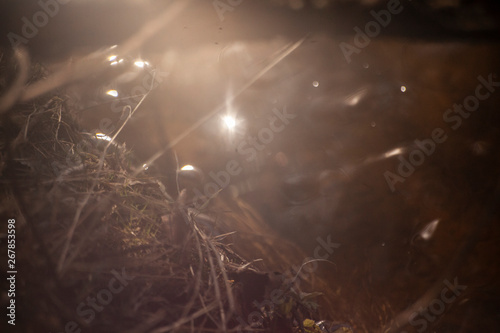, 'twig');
172,212,204,333
205,232,236,328
289,259,337,288
57,80,153,273
150,300,219,333
203,231,228,332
